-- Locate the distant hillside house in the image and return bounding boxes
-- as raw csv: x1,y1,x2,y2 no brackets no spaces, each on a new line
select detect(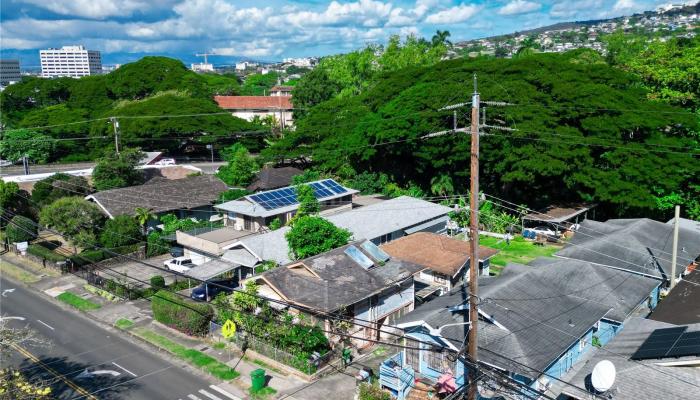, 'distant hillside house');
86,175,227,224
269,85,293,96
214,95,293,129
215,179,357,232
